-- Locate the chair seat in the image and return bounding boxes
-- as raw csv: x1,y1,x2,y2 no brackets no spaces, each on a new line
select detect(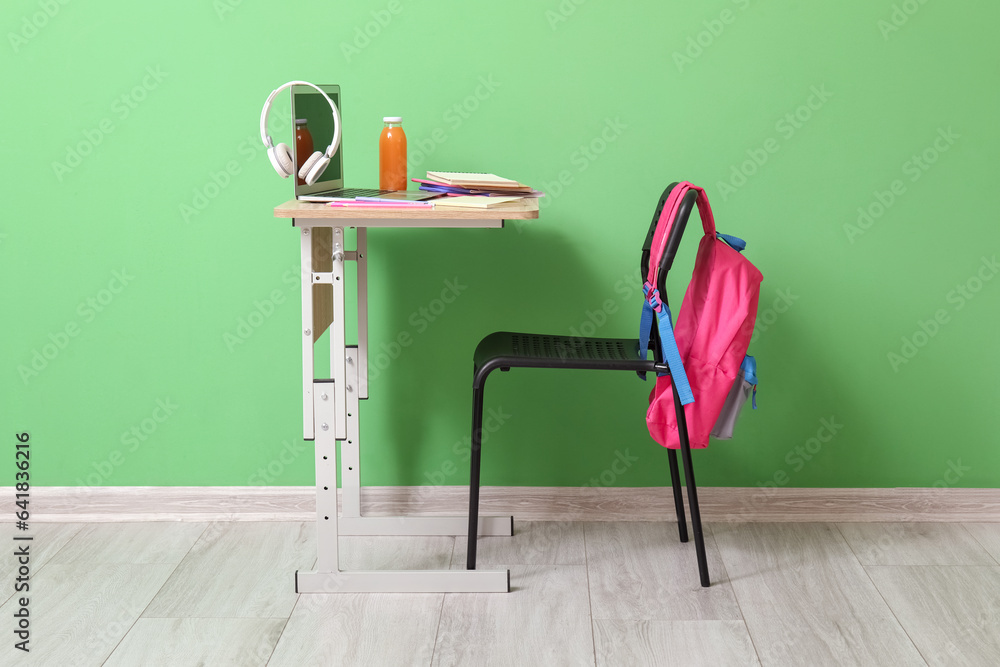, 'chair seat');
473,332,657,389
